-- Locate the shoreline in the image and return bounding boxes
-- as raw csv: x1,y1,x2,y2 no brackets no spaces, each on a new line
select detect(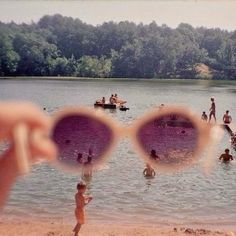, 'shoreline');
0,219,235,236
3,214,236,229
1,76,236,83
